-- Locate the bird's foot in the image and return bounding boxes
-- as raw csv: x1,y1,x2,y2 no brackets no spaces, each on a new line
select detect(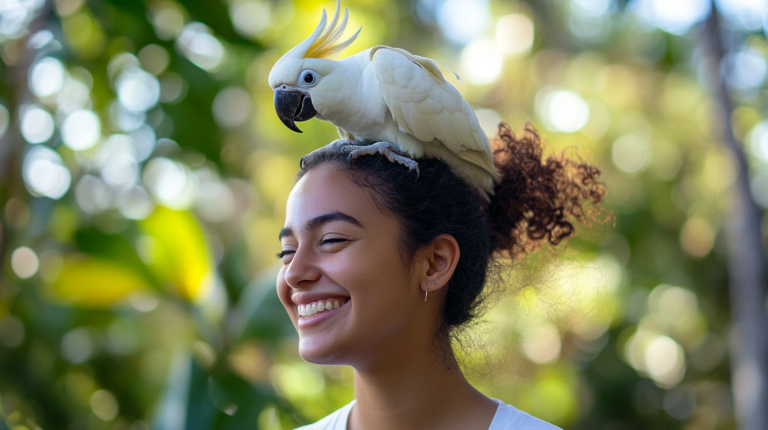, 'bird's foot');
299,139,357,169
342,141,420,179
